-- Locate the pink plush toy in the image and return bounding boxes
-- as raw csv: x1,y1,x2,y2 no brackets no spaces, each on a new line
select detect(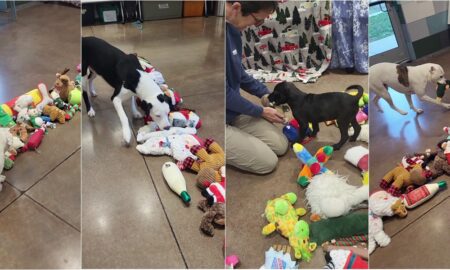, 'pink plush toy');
356,109,368,124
